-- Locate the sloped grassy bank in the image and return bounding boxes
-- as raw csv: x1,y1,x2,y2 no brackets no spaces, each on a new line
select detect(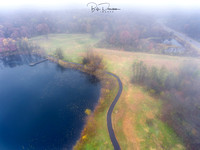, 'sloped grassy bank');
48,57,119,149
